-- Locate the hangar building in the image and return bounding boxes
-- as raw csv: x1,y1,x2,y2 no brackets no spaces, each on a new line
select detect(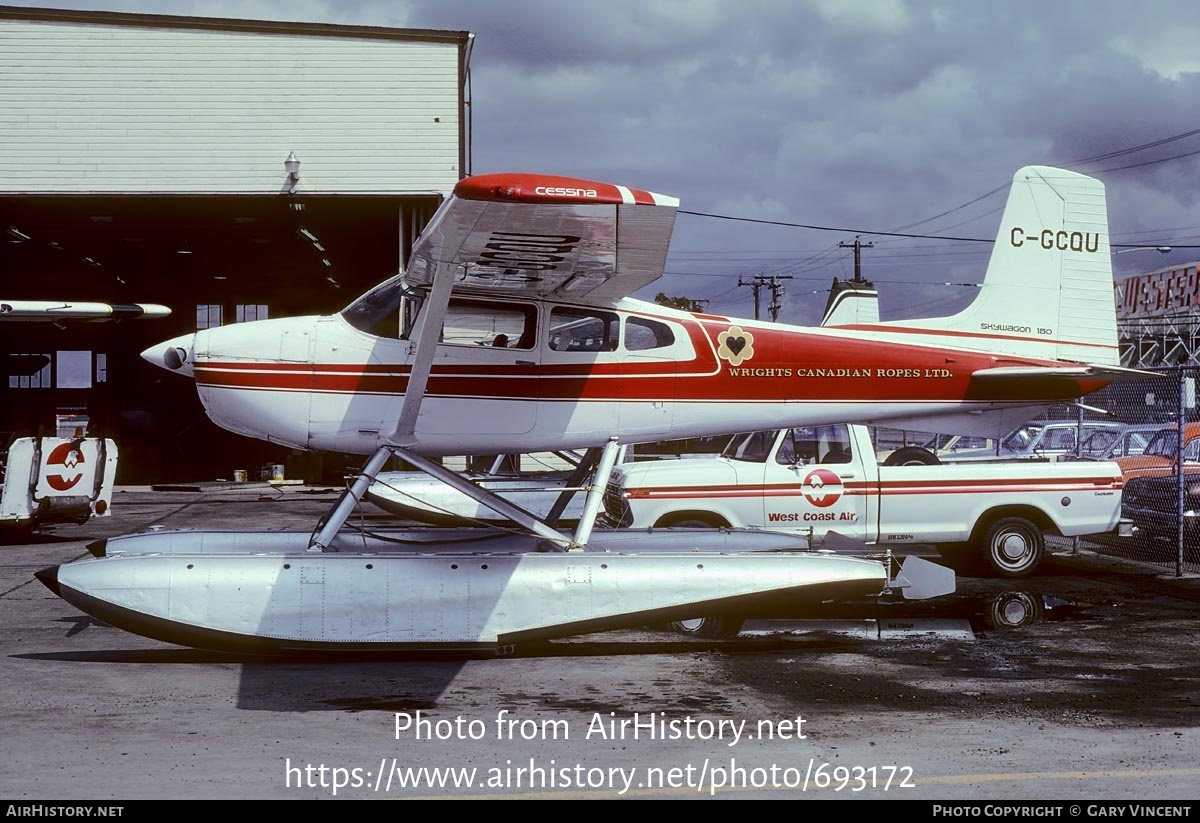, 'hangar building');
0,5,472,482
